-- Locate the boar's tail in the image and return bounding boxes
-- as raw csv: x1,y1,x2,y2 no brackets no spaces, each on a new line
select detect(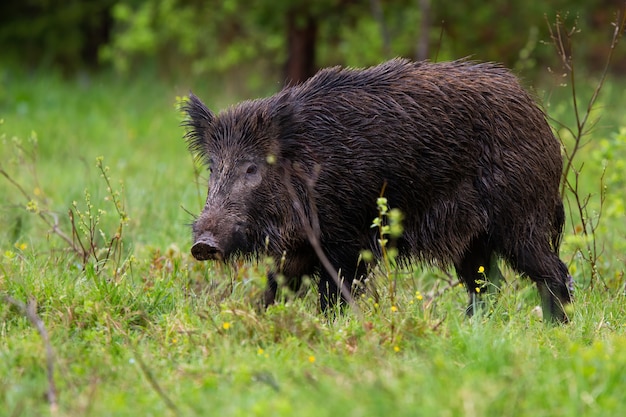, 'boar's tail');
551,200,566,255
